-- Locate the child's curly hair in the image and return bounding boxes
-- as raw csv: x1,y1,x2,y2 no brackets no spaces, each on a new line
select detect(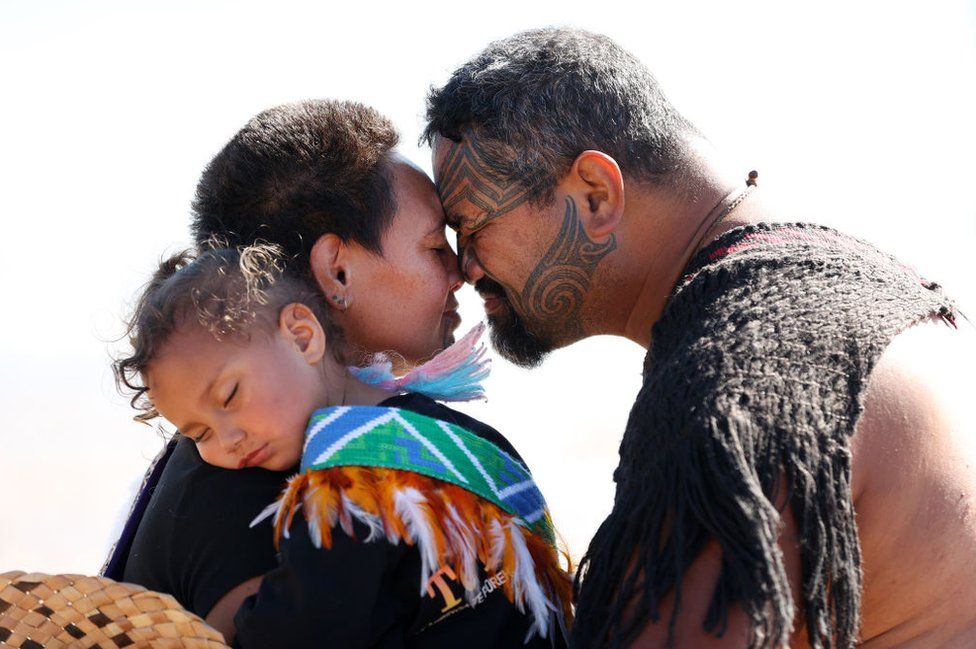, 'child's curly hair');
114,242,340,423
